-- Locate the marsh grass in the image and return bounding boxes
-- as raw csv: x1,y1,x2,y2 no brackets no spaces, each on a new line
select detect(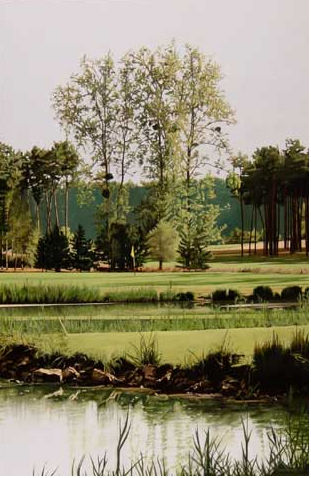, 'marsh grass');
35,414,309,476
0,283,102,304
0,305,306,336
252,331,309,393
105,288,158,303
127,334,162,366
0,284,186,304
